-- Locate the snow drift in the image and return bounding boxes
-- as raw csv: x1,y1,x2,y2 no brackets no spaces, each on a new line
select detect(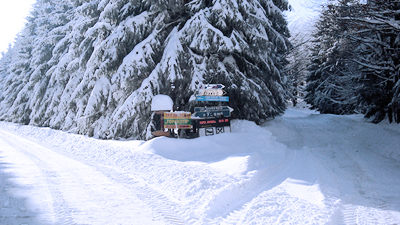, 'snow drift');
1,106,399,224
